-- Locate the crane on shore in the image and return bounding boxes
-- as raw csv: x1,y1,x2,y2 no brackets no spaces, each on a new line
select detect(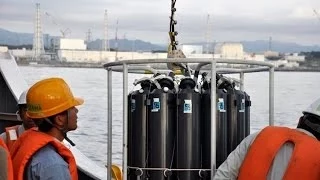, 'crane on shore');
44,12,71,38
313,9,320,22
